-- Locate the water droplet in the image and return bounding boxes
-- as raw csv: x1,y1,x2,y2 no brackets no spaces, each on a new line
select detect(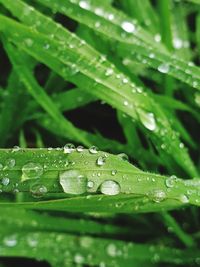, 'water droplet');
111,170,117,176
158,63,170,74
3,235,17,247
5,158,16,168
121,21,135,33
89,146,98,154
173,38,183,49
12,146,20,152
105,68,114,76
43,43,50,50
100,180,120,195
148,189,166,203
74,253,84,264
154,34,161,42
96,156,106,166
64,143,75,154
59,170,87,194
1,177,10,186
179,142,184,148
87,180,94,188
117,153,129,161
165,175,178,188
79,0,90,10
24,38,33,47
107,243,117,257
179,194,189,203
138,110,157,131
77,145,84,152
22,162,43,181
27,235,38,247
30,184,47,198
